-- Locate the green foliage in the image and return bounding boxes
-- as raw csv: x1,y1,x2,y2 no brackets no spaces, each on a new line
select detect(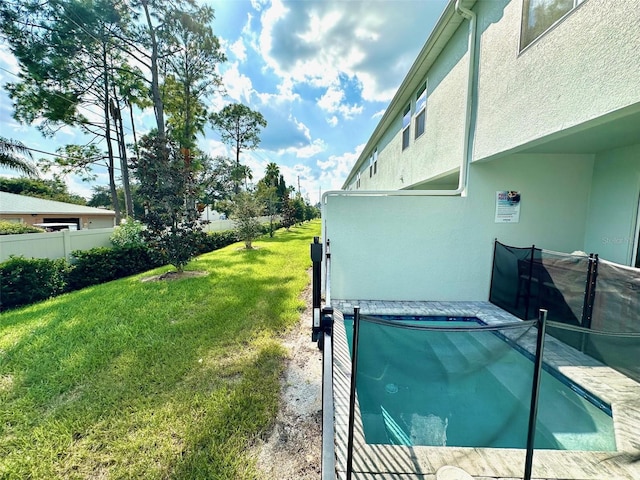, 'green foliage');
0,137,38,177
110,218,146,247
0,220,45,235
0,256,68,310
88,185,146,219
231,192,264,249
0,221,320,478
195,230,239,254
135,133,204,272
67,246,164,291
0,176,87,205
